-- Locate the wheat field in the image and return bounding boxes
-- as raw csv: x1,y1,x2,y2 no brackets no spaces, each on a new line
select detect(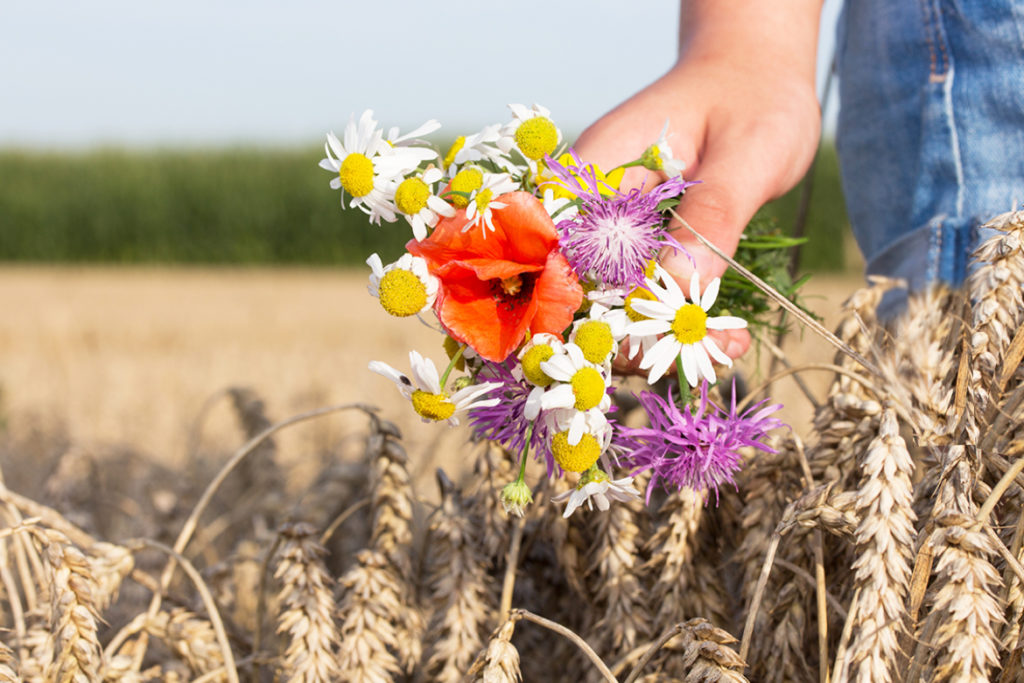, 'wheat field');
2,212,1022,682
